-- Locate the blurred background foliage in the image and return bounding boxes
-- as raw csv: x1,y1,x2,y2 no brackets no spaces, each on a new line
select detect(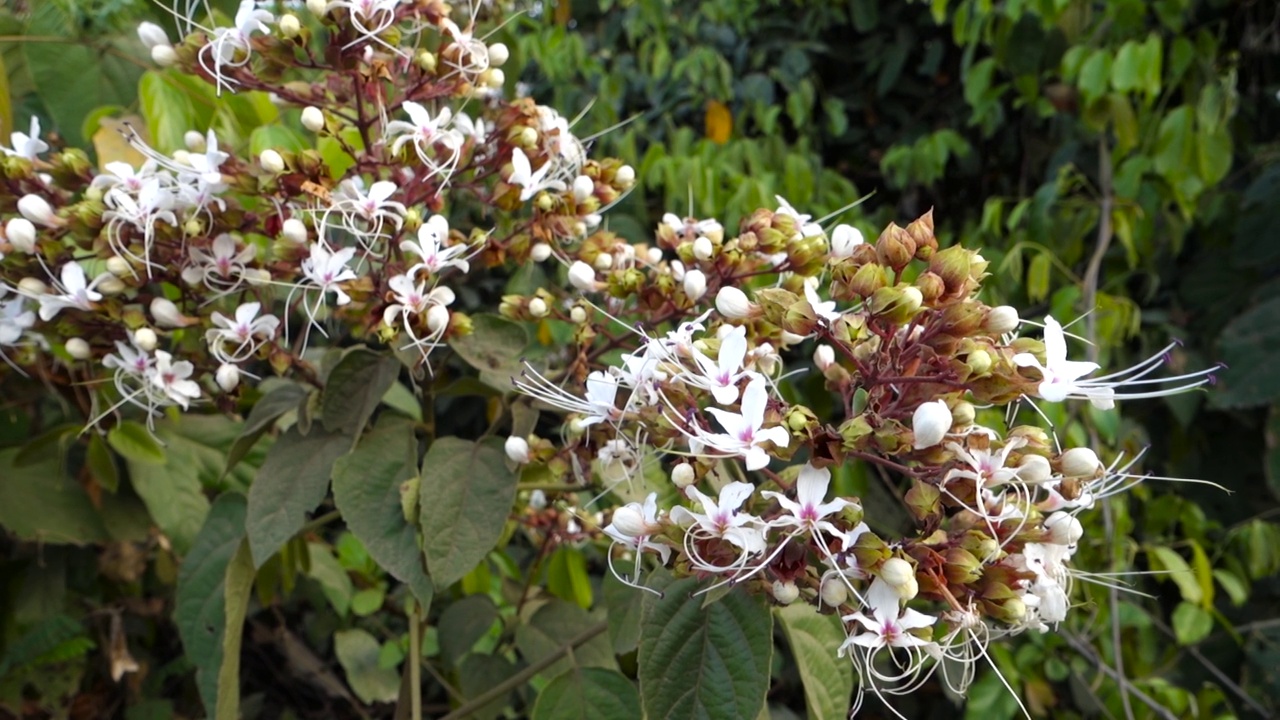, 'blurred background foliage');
2,0,1279,717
